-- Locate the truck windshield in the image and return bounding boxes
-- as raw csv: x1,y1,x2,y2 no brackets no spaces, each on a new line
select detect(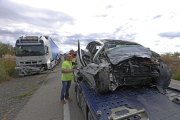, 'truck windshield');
15,45,45,56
